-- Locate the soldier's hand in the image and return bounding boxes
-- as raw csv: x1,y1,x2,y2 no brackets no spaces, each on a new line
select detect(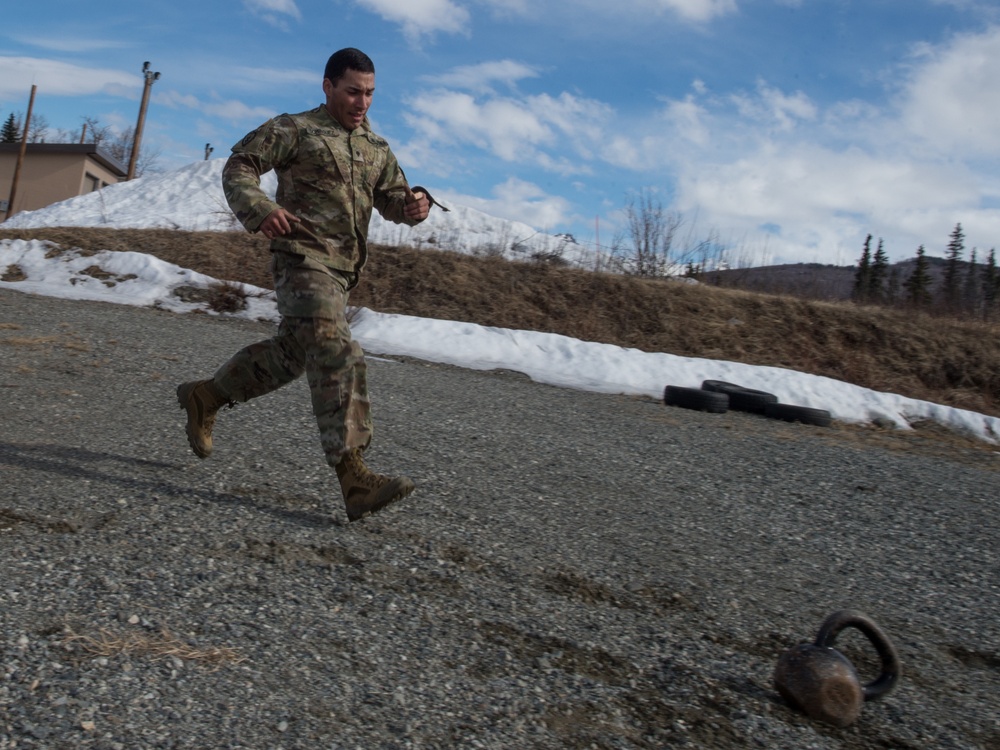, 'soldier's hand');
404,187,430,222
260,208,301,239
